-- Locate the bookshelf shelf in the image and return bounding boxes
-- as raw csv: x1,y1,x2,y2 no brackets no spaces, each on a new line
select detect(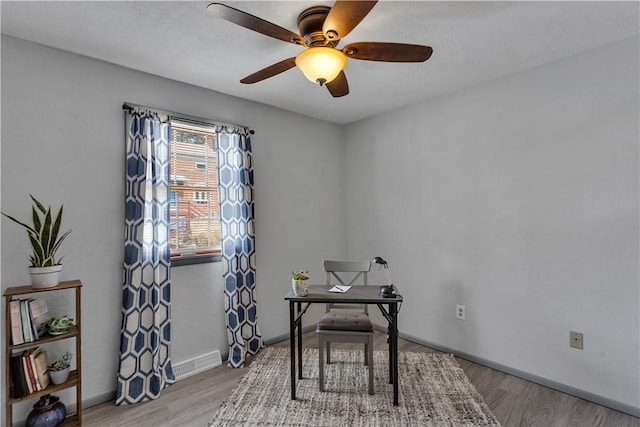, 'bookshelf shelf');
7,370,80,405
4,279,82,426
9,326,80,351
